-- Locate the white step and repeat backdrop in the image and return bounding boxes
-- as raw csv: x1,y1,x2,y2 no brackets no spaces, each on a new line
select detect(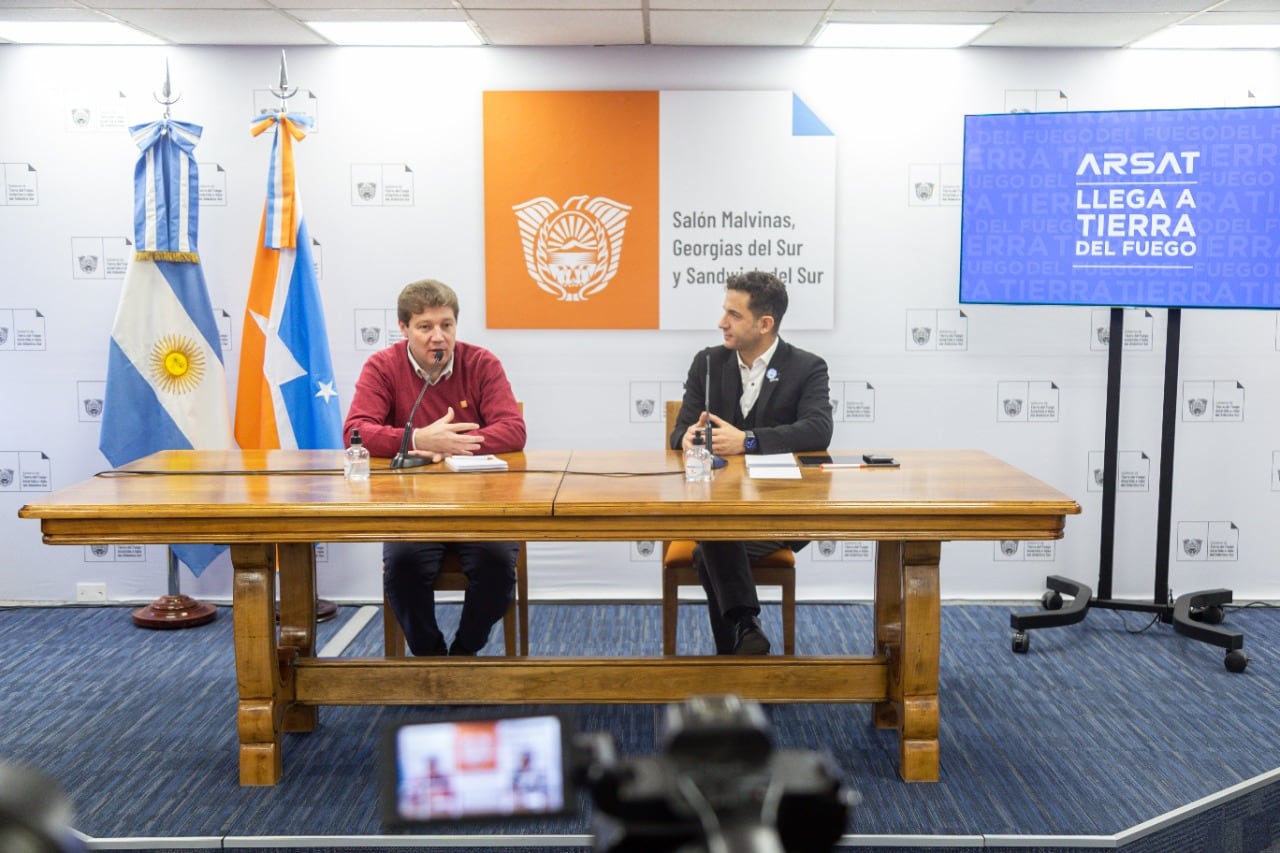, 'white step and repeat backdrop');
2,45,1278,604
